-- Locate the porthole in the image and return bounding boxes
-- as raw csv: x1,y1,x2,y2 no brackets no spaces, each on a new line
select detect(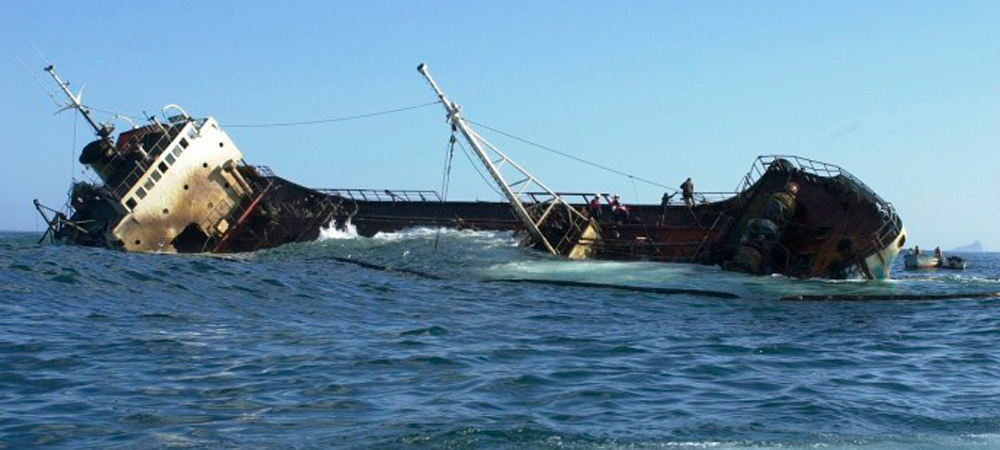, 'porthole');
183,184,189,190
162,208,169,215
134,240,141,245
224,182,230,189
203,163,208,168
219,142,224,148
207,202,214,209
